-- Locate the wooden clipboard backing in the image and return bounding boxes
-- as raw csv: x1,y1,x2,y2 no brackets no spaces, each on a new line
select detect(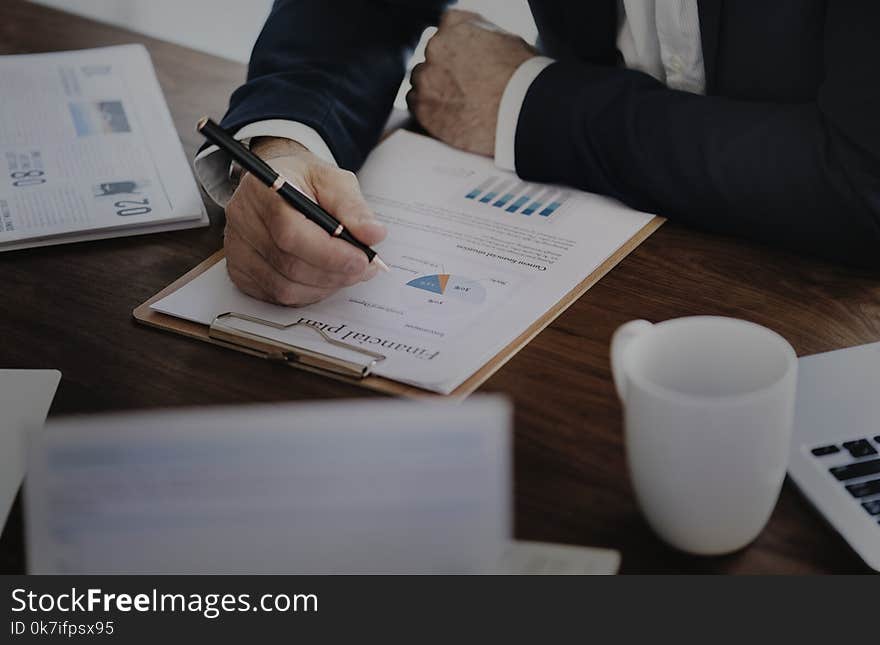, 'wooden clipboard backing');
133,216,664,398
